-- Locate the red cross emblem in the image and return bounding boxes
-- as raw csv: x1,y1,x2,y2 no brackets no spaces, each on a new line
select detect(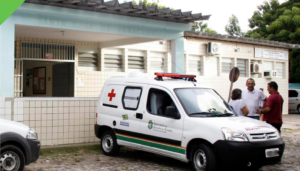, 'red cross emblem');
108,89,116,101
